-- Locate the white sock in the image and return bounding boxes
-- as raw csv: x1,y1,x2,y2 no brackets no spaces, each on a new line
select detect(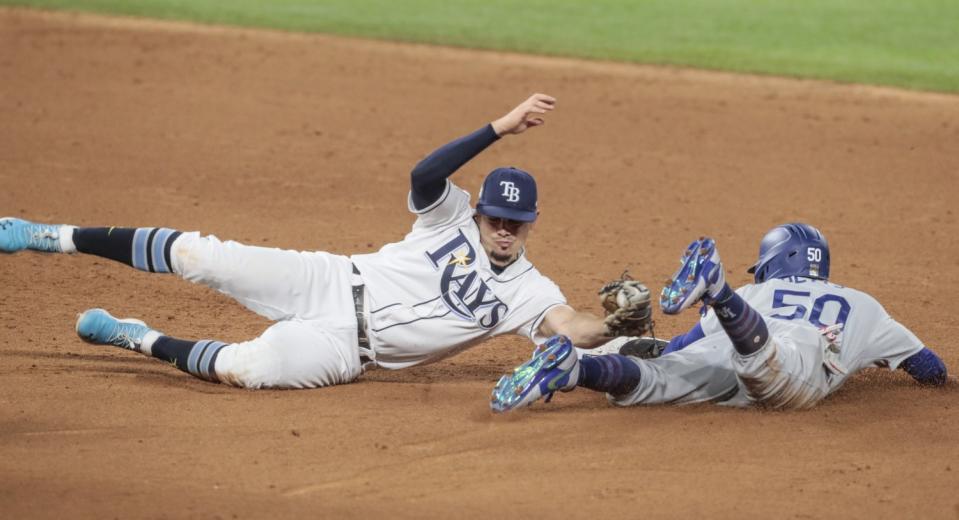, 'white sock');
140,330,162,356
707,269,726,299
58,225,77,253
